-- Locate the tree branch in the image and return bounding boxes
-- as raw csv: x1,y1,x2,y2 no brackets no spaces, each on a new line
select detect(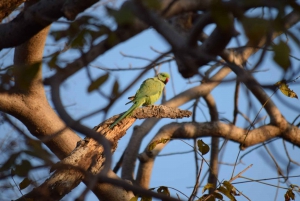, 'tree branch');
0,0,63,49
109,105,192,130
131,0,235,78
17,106,191,201
0,0,24,22
136,121,300,190
0,8,81,159
0,0,209,49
